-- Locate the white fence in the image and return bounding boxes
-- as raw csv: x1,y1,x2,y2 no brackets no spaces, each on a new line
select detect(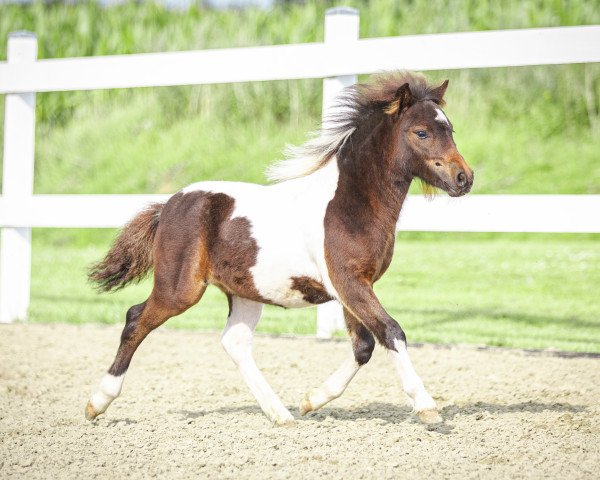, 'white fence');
1,8,599,333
